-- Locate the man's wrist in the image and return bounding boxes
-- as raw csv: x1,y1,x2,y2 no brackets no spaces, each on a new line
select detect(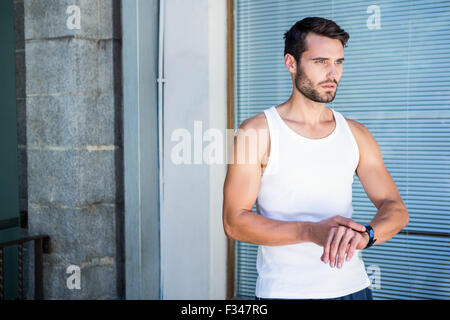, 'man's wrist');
361,231,370,248
363,224,377,248
300,222,313,243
